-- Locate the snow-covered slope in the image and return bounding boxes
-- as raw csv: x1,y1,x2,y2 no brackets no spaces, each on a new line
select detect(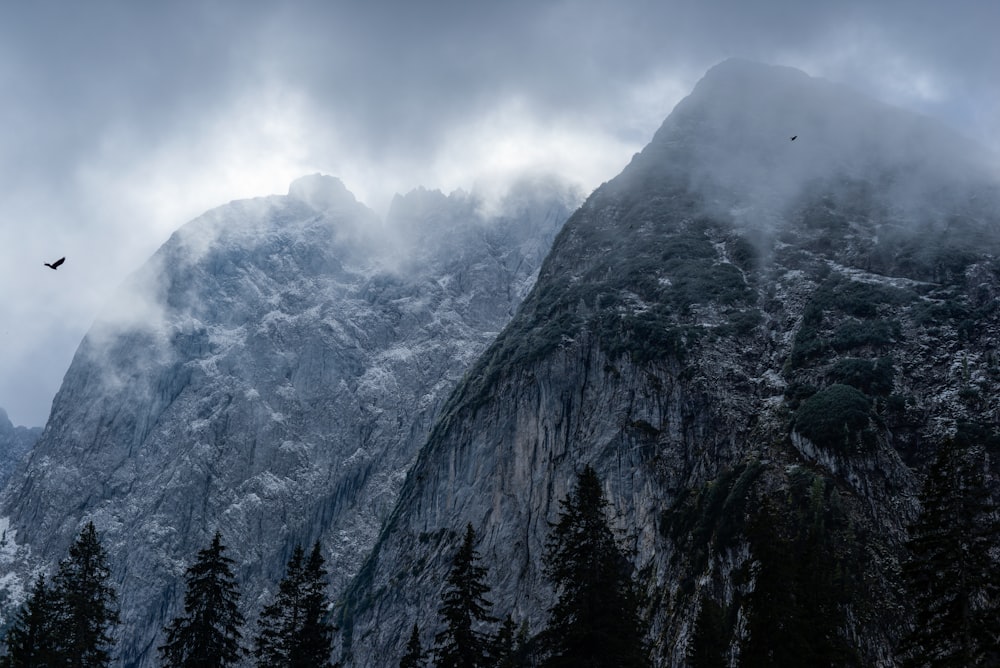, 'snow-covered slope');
0,174,577,665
